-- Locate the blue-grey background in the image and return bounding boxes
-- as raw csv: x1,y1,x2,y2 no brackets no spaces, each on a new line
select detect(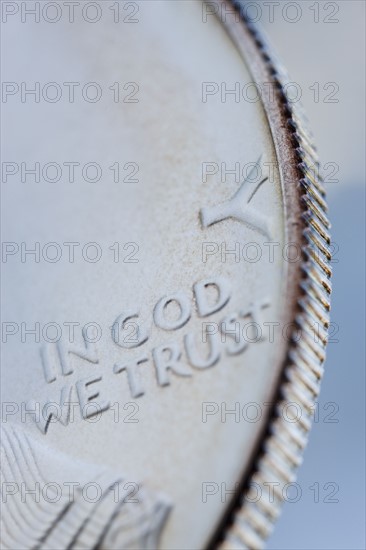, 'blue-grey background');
1,1,364,549
260,1,365,548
